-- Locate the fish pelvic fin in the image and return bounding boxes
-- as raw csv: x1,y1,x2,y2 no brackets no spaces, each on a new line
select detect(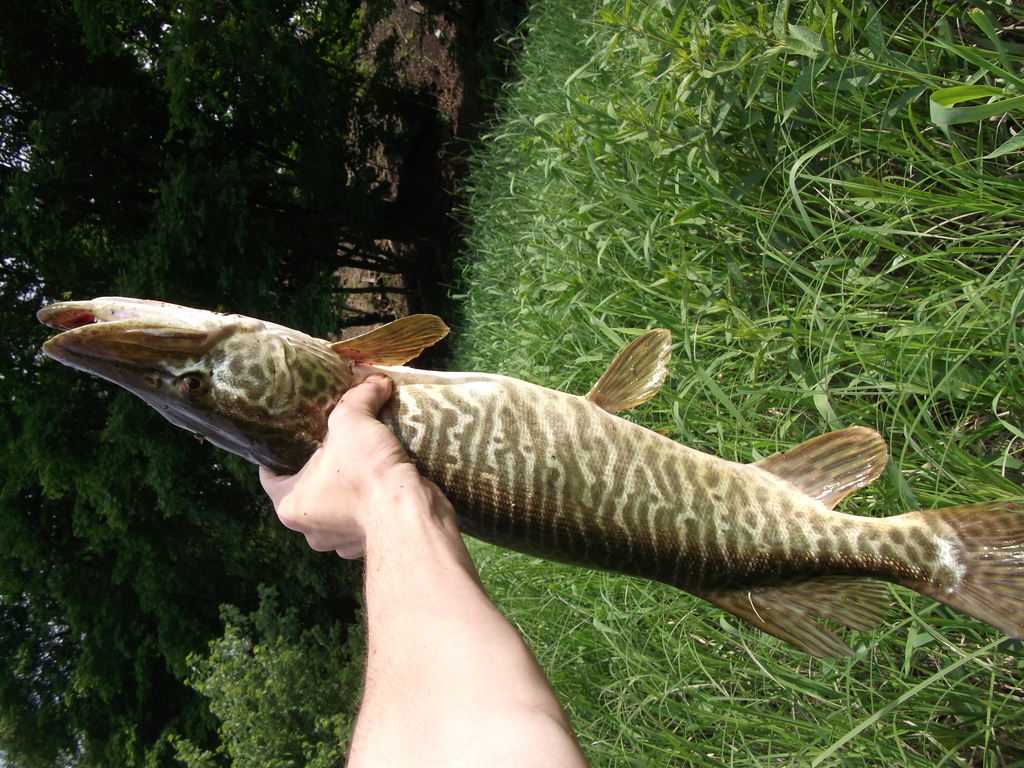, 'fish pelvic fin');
698,577,890,658
902,501,1024,640
754,426,888,510
585,328,671,413
330,314,450,366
